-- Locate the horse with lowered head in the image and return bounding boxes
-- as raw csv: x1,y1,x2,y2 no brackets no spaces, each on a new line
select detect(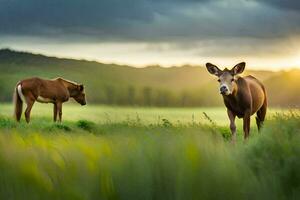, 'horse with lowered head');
14,77,86,123
206,62,267,141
